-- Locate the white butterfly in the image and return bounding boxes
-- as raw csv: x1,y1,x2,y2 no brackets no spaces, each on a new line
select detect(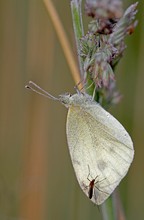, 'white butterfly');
26,81,134,205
